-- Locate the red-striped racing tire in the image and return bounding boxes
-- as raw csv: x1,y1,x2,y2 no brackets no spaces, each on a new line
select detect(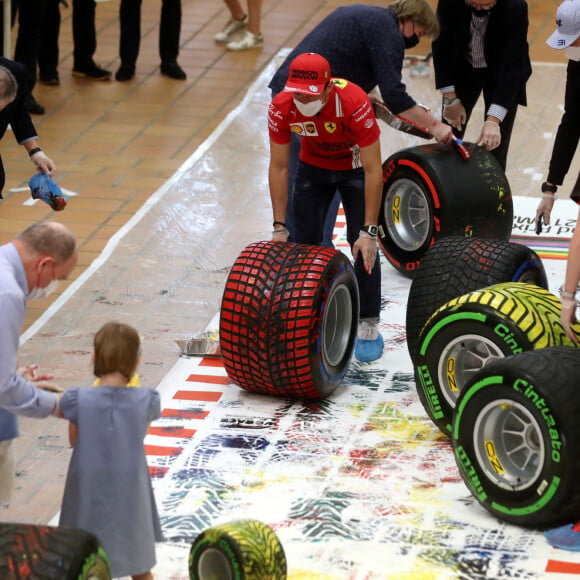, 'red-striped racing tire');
378,143,513,277
0,523,111,579
220,241,359,399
